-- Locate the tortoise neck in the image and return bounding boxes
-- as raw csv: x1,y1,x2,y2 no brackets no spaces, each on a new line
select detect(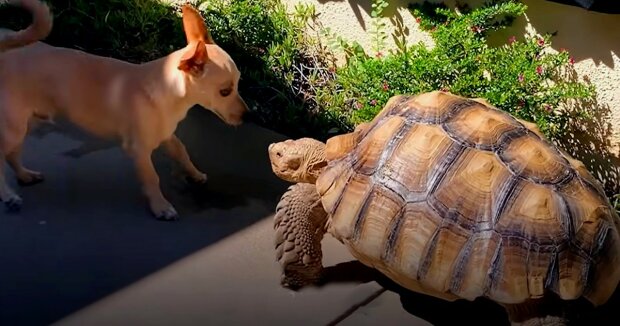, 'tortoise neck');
301,141,327,184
